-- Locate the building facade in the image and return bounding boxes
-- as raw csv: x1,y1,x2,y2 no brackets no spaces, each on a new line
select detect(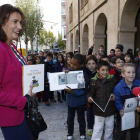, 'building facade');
61,0,67,42
66,0,140,55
